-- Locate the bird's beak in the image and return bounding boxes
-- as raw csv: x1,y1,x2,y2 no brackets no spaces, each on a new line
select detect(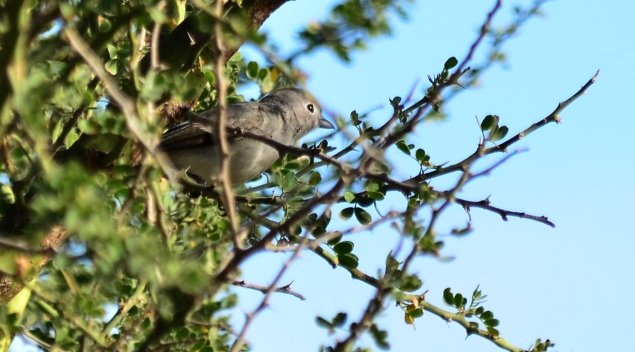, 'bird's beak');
319,117,335,129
